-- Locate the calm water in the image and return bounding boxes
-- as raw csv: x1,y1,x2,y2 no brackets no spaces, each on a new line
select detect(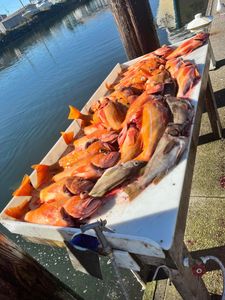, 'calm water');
0,0,208,298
